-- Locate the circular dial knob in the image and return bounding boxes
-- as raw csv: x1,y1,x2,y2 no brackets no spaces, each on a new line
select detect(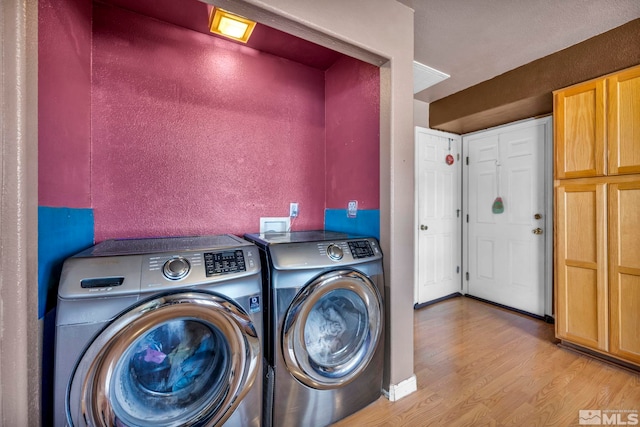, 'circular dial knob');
326,244,344,261
163,257,190,280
